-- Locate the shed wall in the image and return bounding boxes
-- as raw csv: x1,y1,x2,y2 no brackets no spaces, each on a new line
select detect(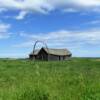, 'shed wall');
48,55,60,61
37,49,48,61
